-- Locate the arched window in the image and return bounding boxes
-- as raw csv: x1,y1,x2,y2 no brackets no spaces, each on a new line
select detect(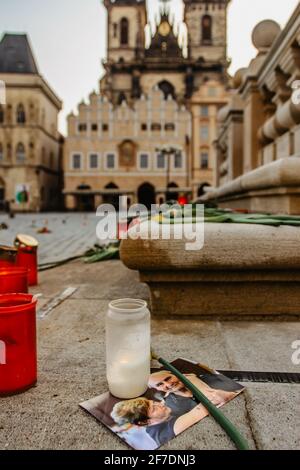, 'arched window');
120,18,129,45
158,80,175,100
138,182,156,209
0,106,4,124
0,143,3,162
202,15,212,43
7,142,12,160
16,143,26,163
113,23,118,38
16,104,26,124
